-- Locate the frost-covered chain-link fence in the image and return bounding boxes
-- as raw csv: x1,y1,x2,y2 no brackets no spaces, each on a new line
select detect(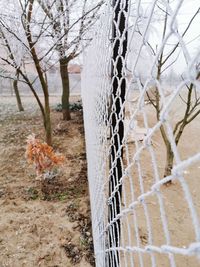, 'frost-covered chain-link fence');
82,0,200,266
